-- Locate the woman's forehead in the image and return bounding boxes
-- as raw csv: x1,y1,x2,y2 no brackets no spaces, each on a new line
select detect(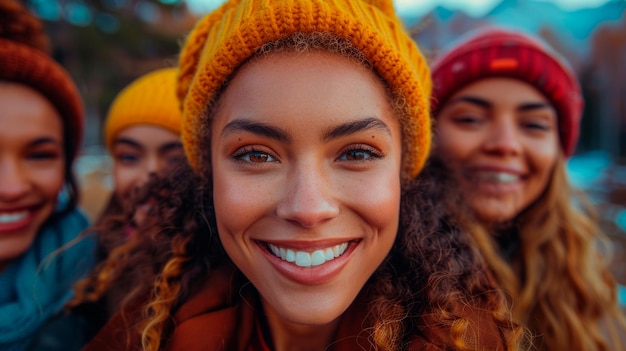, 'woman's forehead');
210,51,397,130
